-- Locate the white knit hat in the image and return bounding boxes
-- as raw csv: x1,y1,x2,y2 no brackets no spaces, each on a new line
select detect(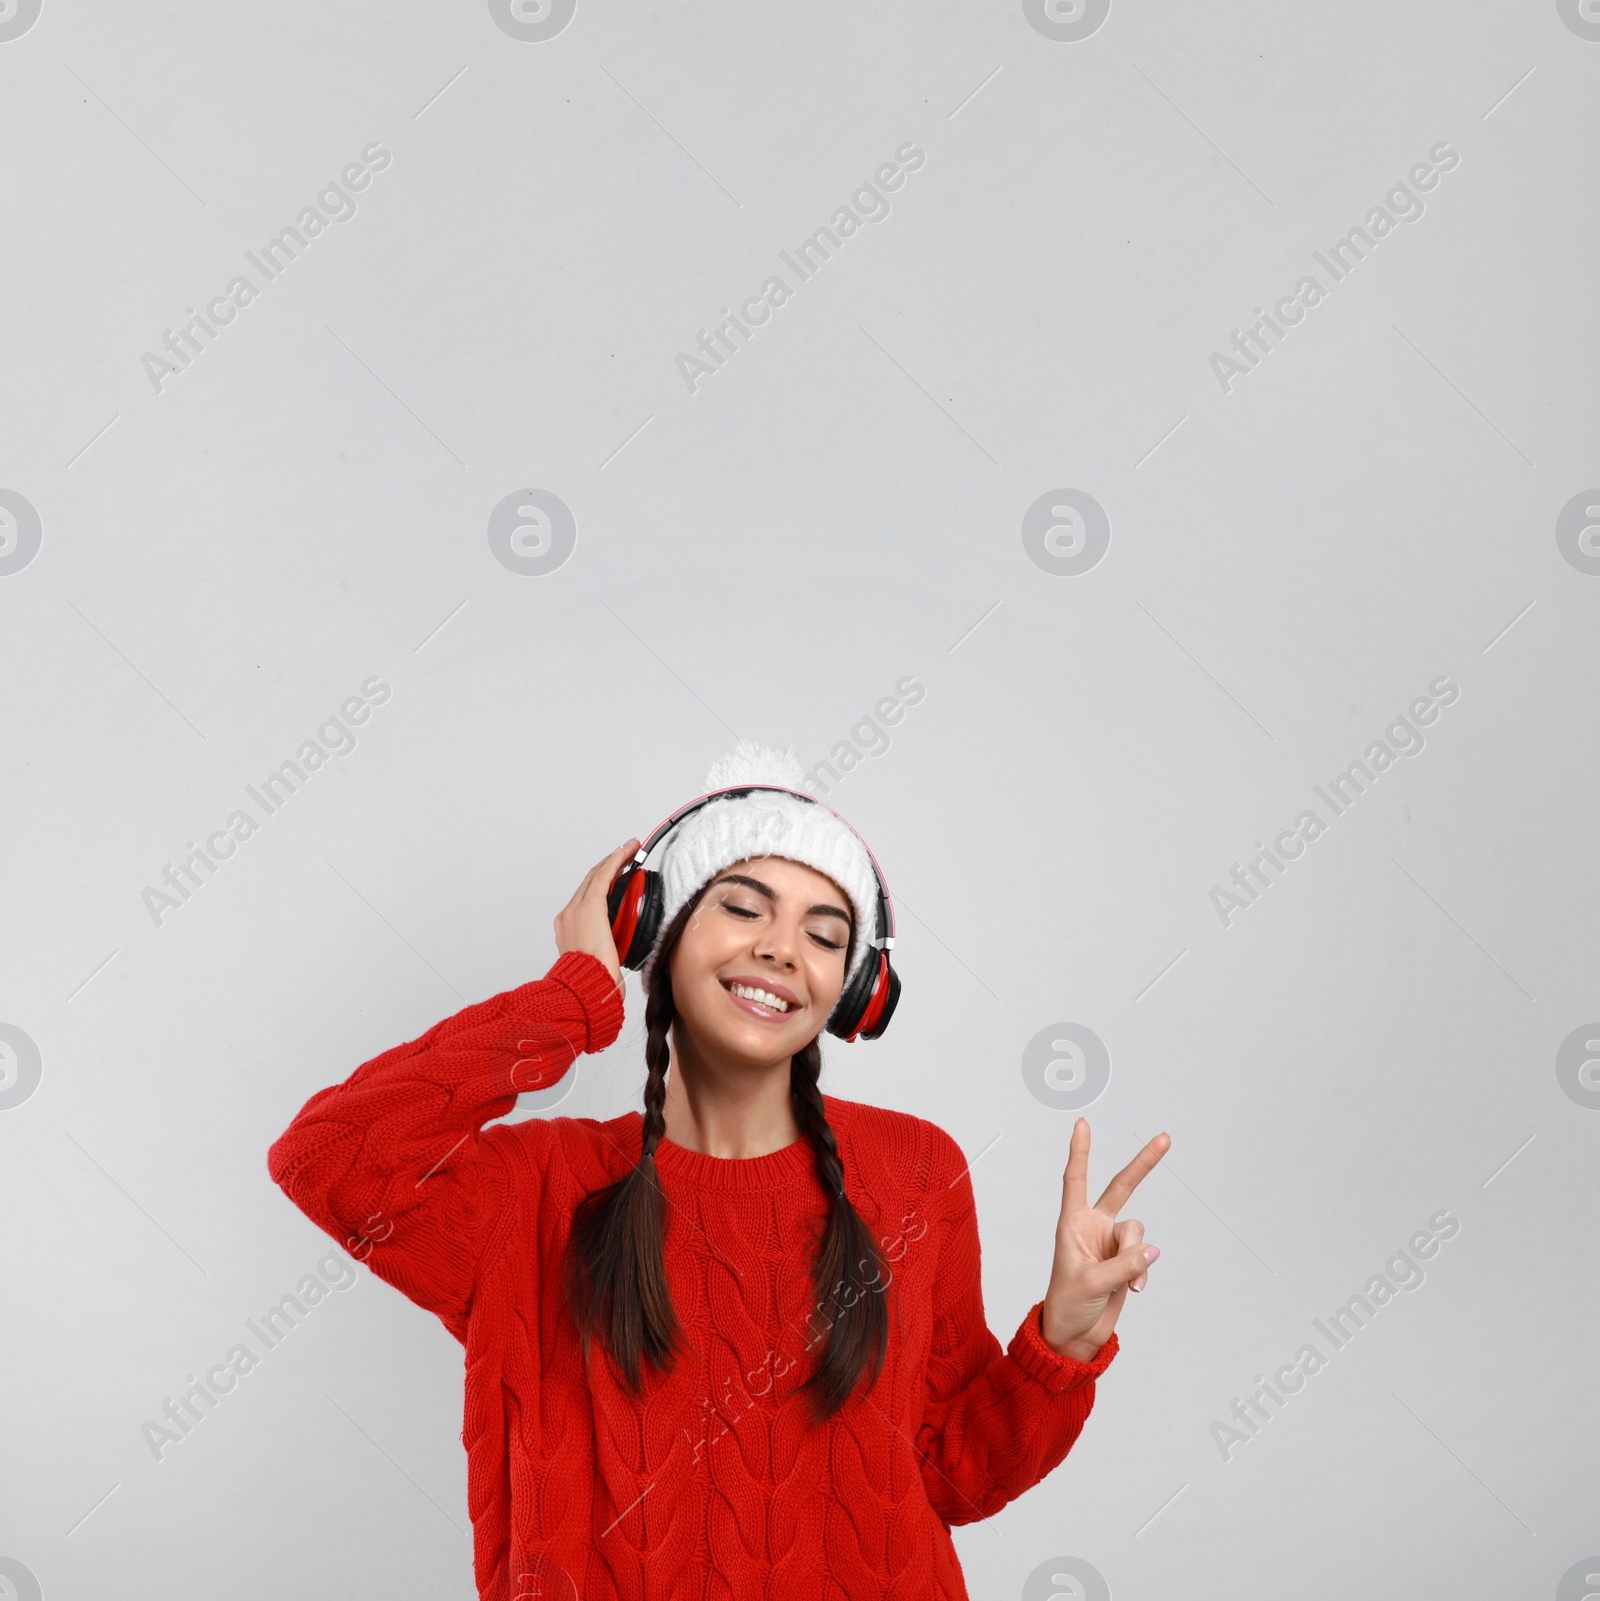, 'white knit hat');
640,739,883,993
